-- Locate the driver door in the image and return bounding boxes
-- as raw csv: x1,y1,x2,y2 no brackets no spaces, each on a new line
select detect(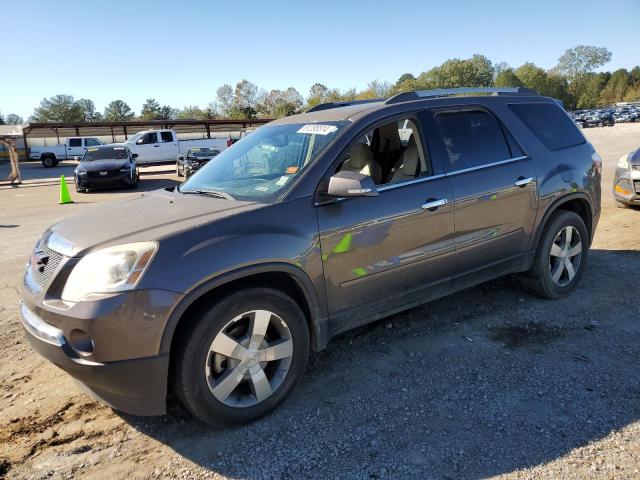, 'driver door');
134,132,160,164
